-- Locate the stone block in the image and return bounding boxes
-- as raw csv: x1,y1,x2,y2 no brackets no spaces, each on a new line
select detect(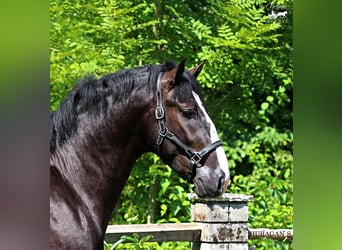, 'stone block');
200,223,248,243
